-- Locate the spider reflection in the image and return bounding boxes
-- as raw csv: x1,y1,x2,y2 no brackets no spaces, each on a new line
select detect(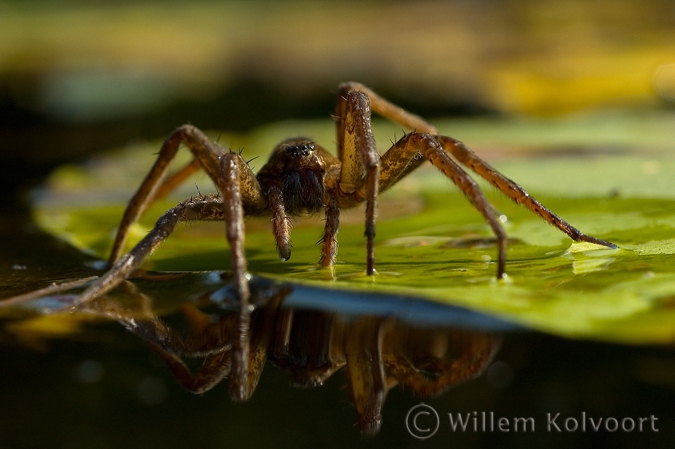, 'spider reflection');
85,278,501,435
